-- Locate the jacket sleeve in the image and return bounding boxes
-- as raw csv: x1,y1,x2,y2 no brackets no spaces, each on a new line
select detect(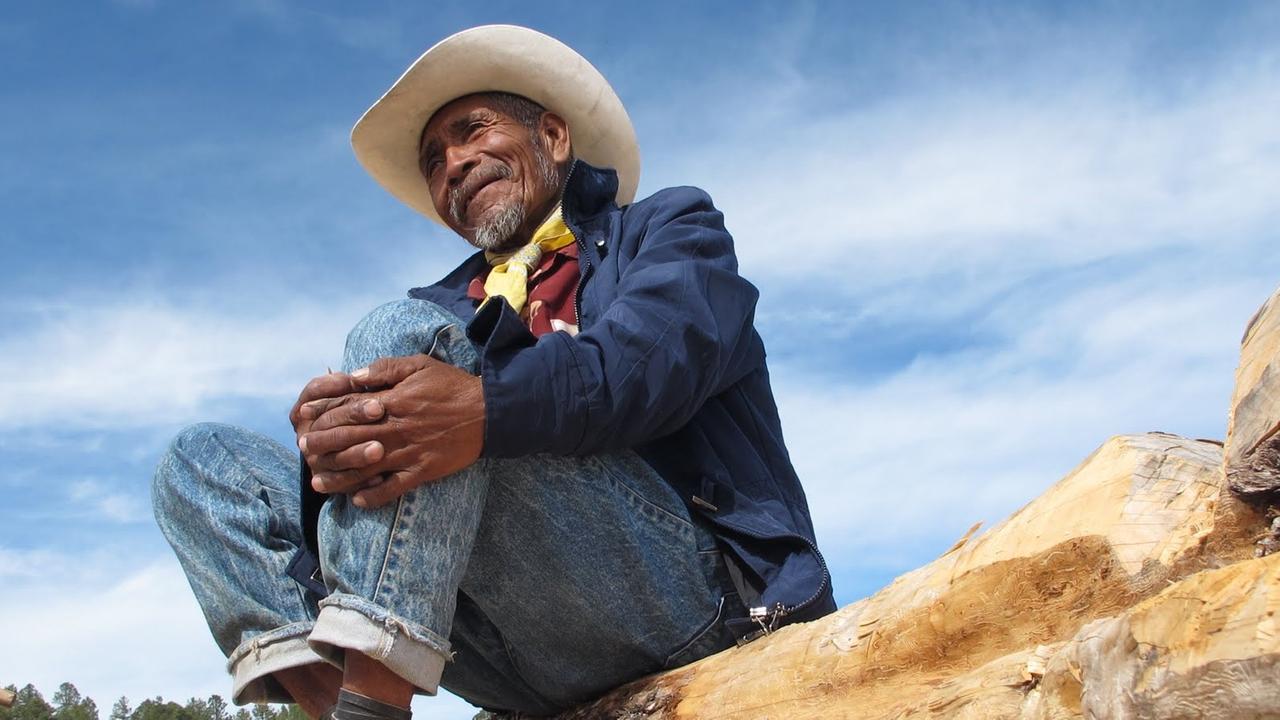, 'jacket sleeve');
468,187,765,458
